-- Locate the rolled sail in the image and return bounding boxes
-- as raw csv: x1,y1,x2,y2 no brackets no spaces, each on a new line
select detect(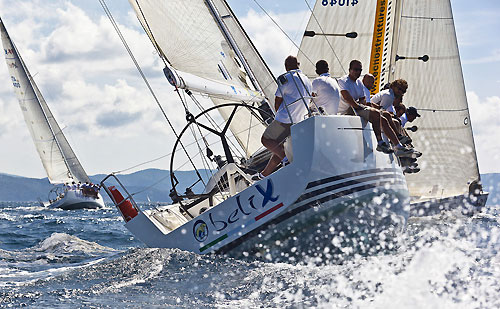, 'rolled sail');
129,0,277,157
